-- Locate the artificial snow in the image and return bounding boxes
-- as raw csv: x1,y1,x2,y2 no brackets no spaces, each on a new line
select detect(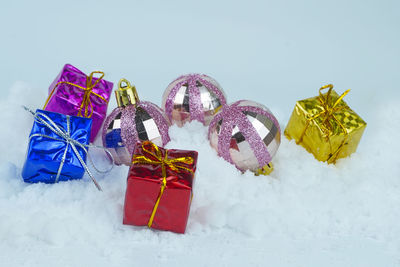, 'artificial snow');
1,0,400,265
0,81,399,267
